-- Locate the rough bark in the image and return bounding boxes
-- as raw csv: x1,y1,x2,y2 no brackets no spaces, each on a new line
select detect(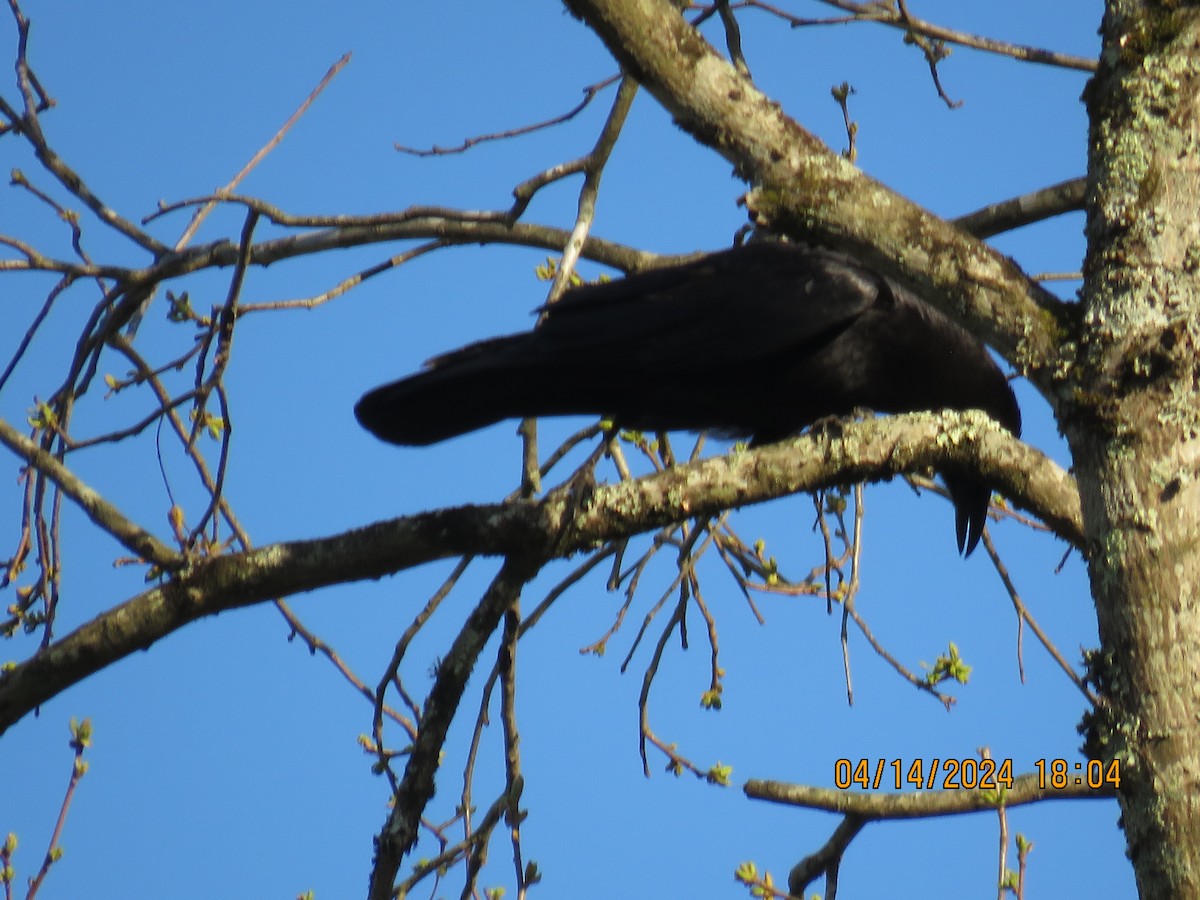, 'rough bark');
0,410,1075,737
553,1,1200,895
1073,4,1200,896
559,0,1073,397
